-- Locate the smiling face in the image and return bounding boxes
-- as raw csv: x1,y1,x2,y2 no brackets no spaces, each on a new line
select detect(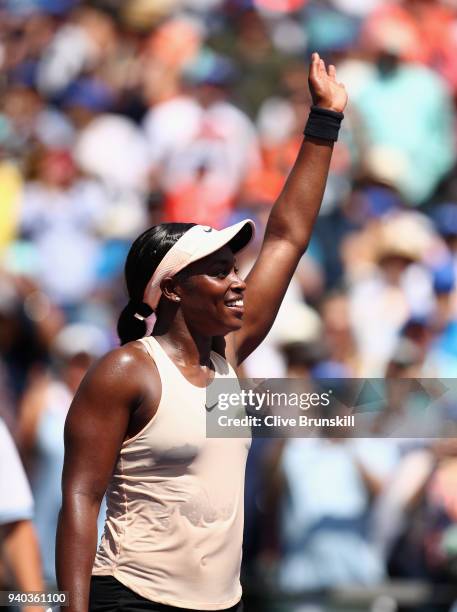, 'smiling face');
168,245,247,337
